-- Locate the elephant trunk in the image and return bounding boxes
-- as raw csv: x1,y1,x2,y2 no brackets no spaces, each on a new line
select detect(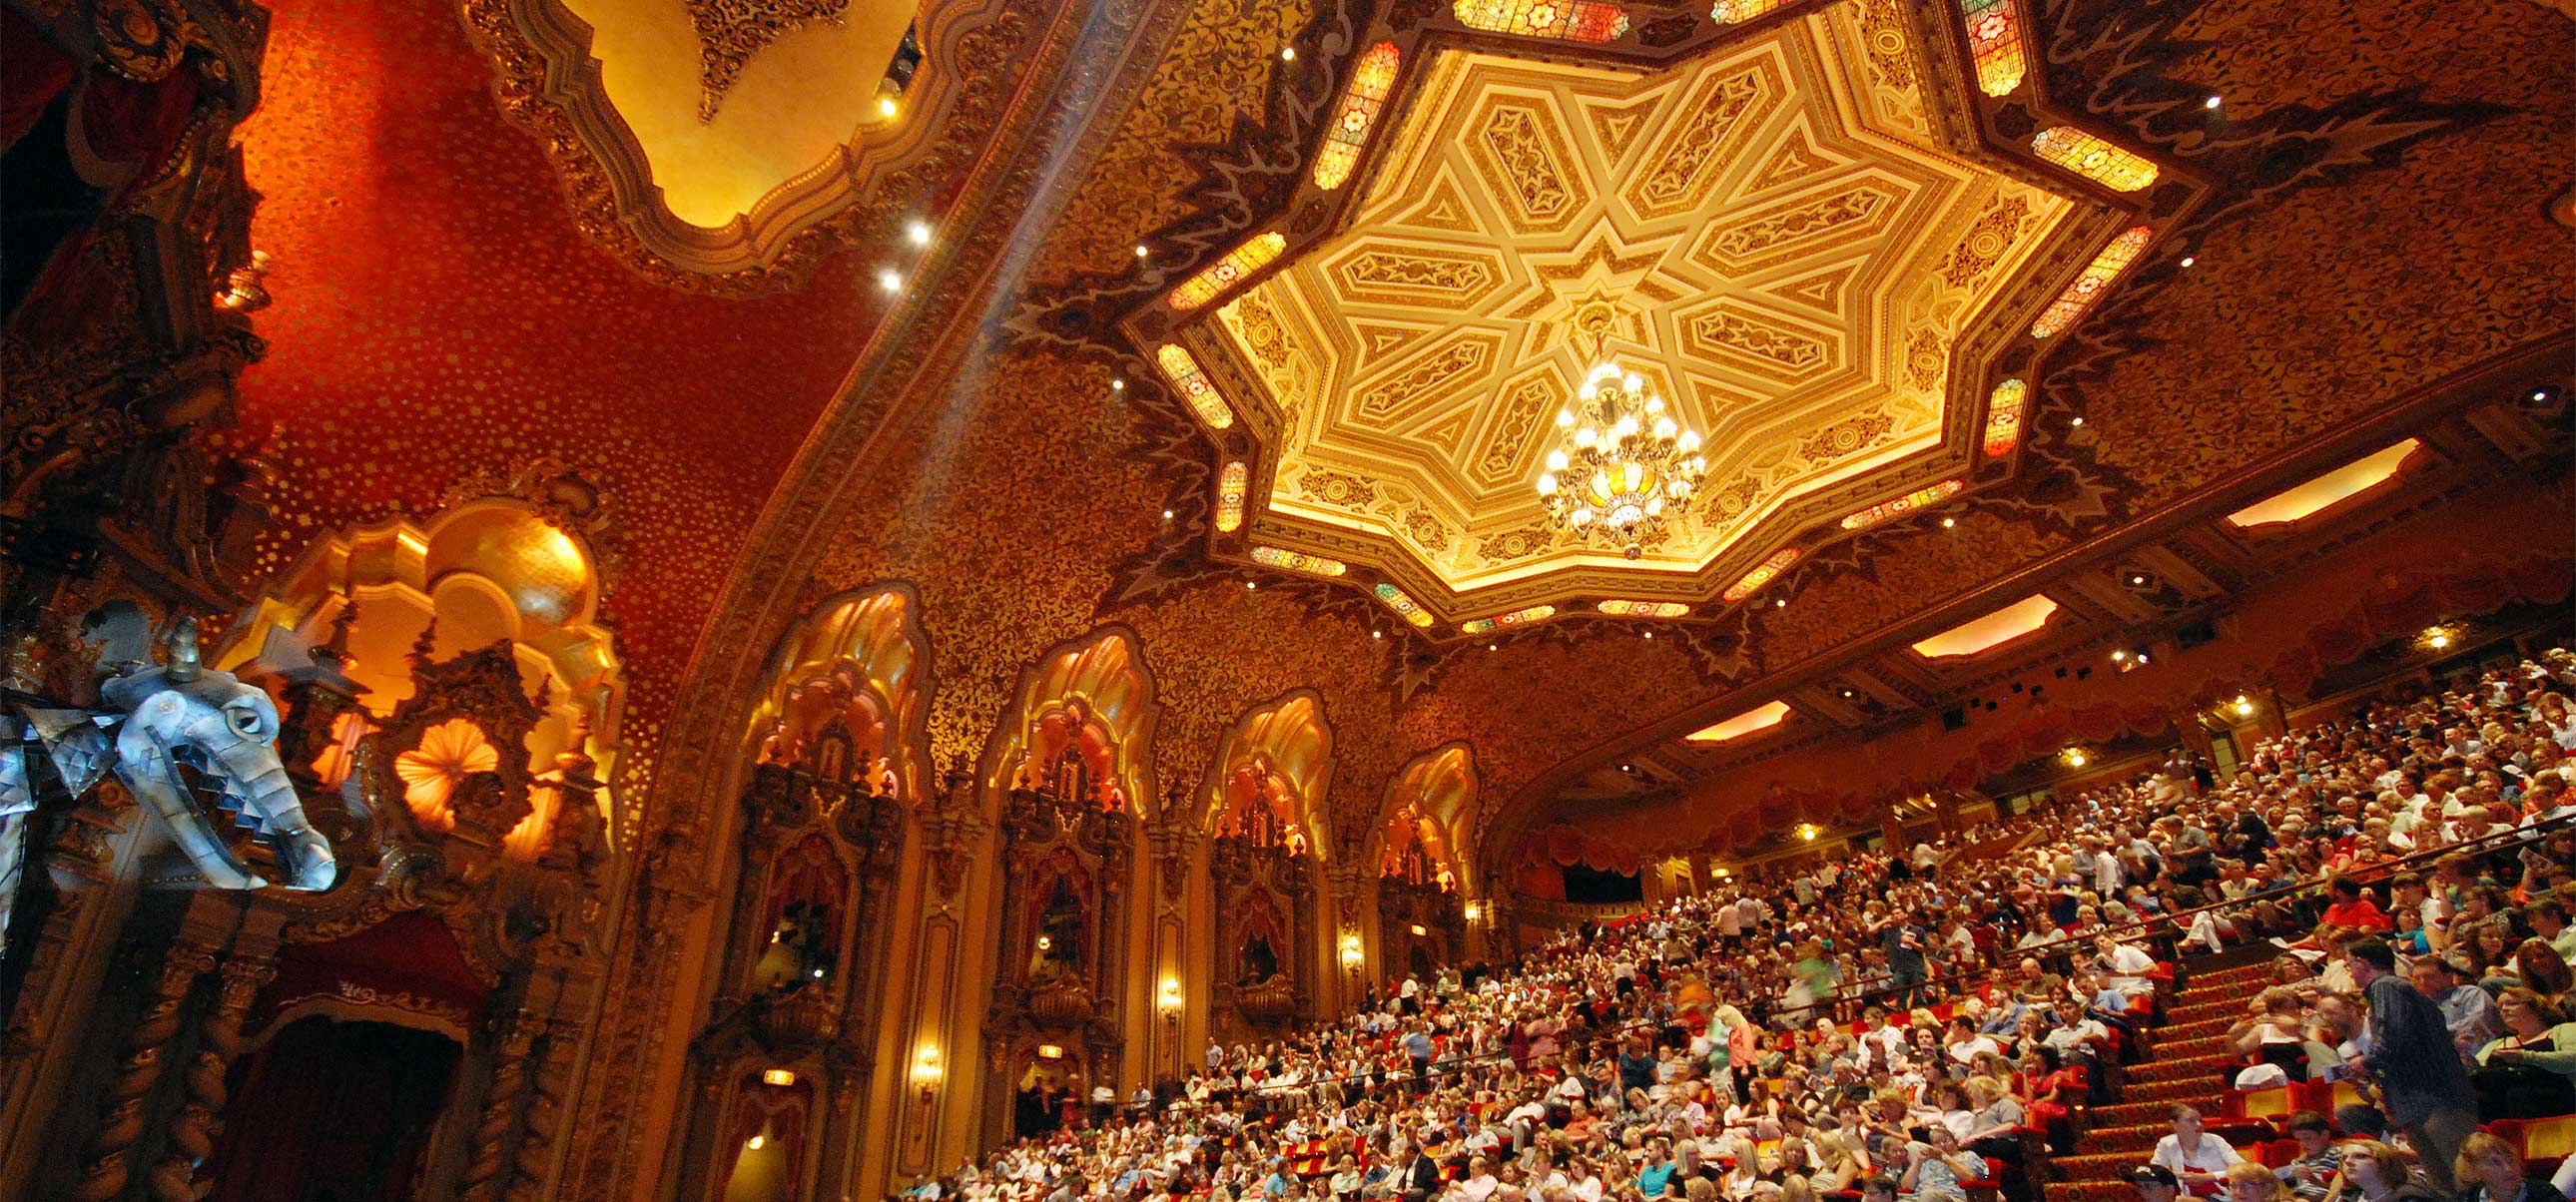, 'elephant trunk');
207,738,336,892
